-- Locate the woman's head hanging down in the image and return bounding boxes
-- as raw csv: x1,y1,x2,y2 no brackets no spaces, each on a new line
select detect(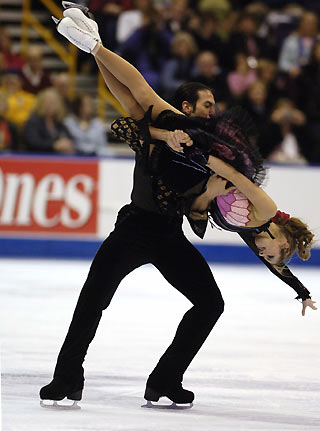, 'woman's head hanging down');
254,211,314,266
